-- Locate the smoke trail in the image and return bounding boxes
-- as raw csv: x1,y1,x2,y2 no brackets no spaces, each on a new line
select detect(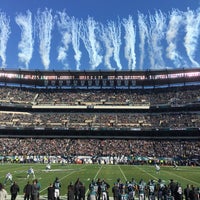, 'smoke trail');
184,8,200,67
100,23,114,70
57,11,71,69
107,20,122,70
80,17,102,70
35,8,54,70
15,10,34,69
122,15,136,70
71,17,82,71
138,12,148,70
166,9,183,68
148,10,166,69
0,12,10,68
